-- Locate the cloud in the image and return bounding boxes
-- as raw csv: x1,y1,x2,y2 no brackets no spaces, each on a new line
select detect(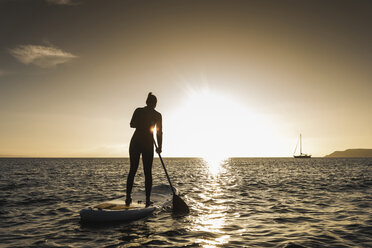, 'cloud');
46,0,78,5
10,45,77,68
